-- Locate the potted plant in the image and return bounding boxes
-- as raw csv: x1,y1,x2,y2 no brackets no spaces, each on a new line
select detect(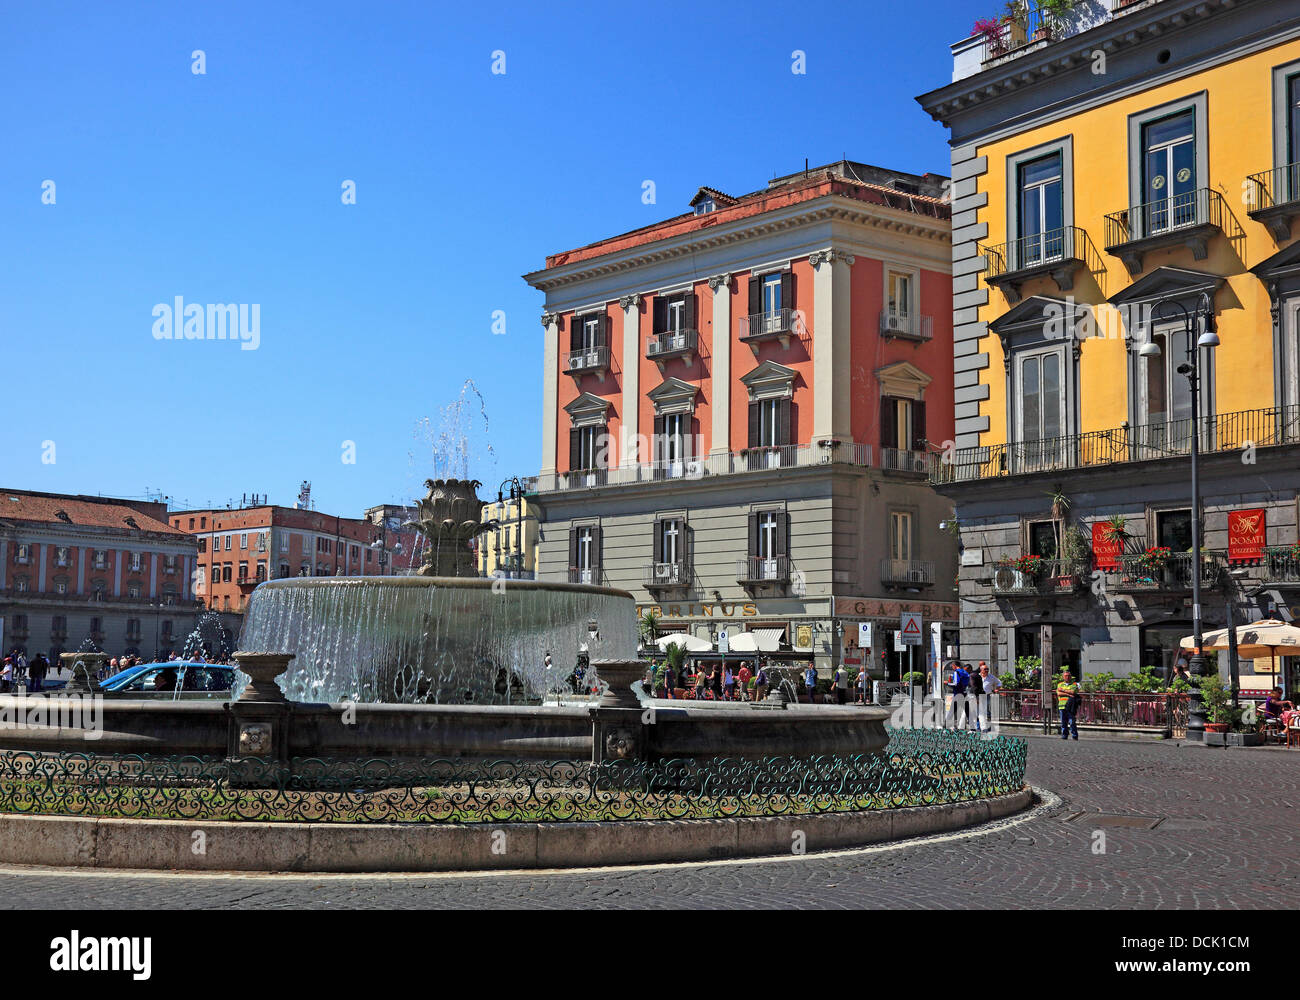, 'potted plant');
1199,674,1230,744
1003,0,1030,47
973,17,1005,55
1035,0,1076,39
1135,545,1172,580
